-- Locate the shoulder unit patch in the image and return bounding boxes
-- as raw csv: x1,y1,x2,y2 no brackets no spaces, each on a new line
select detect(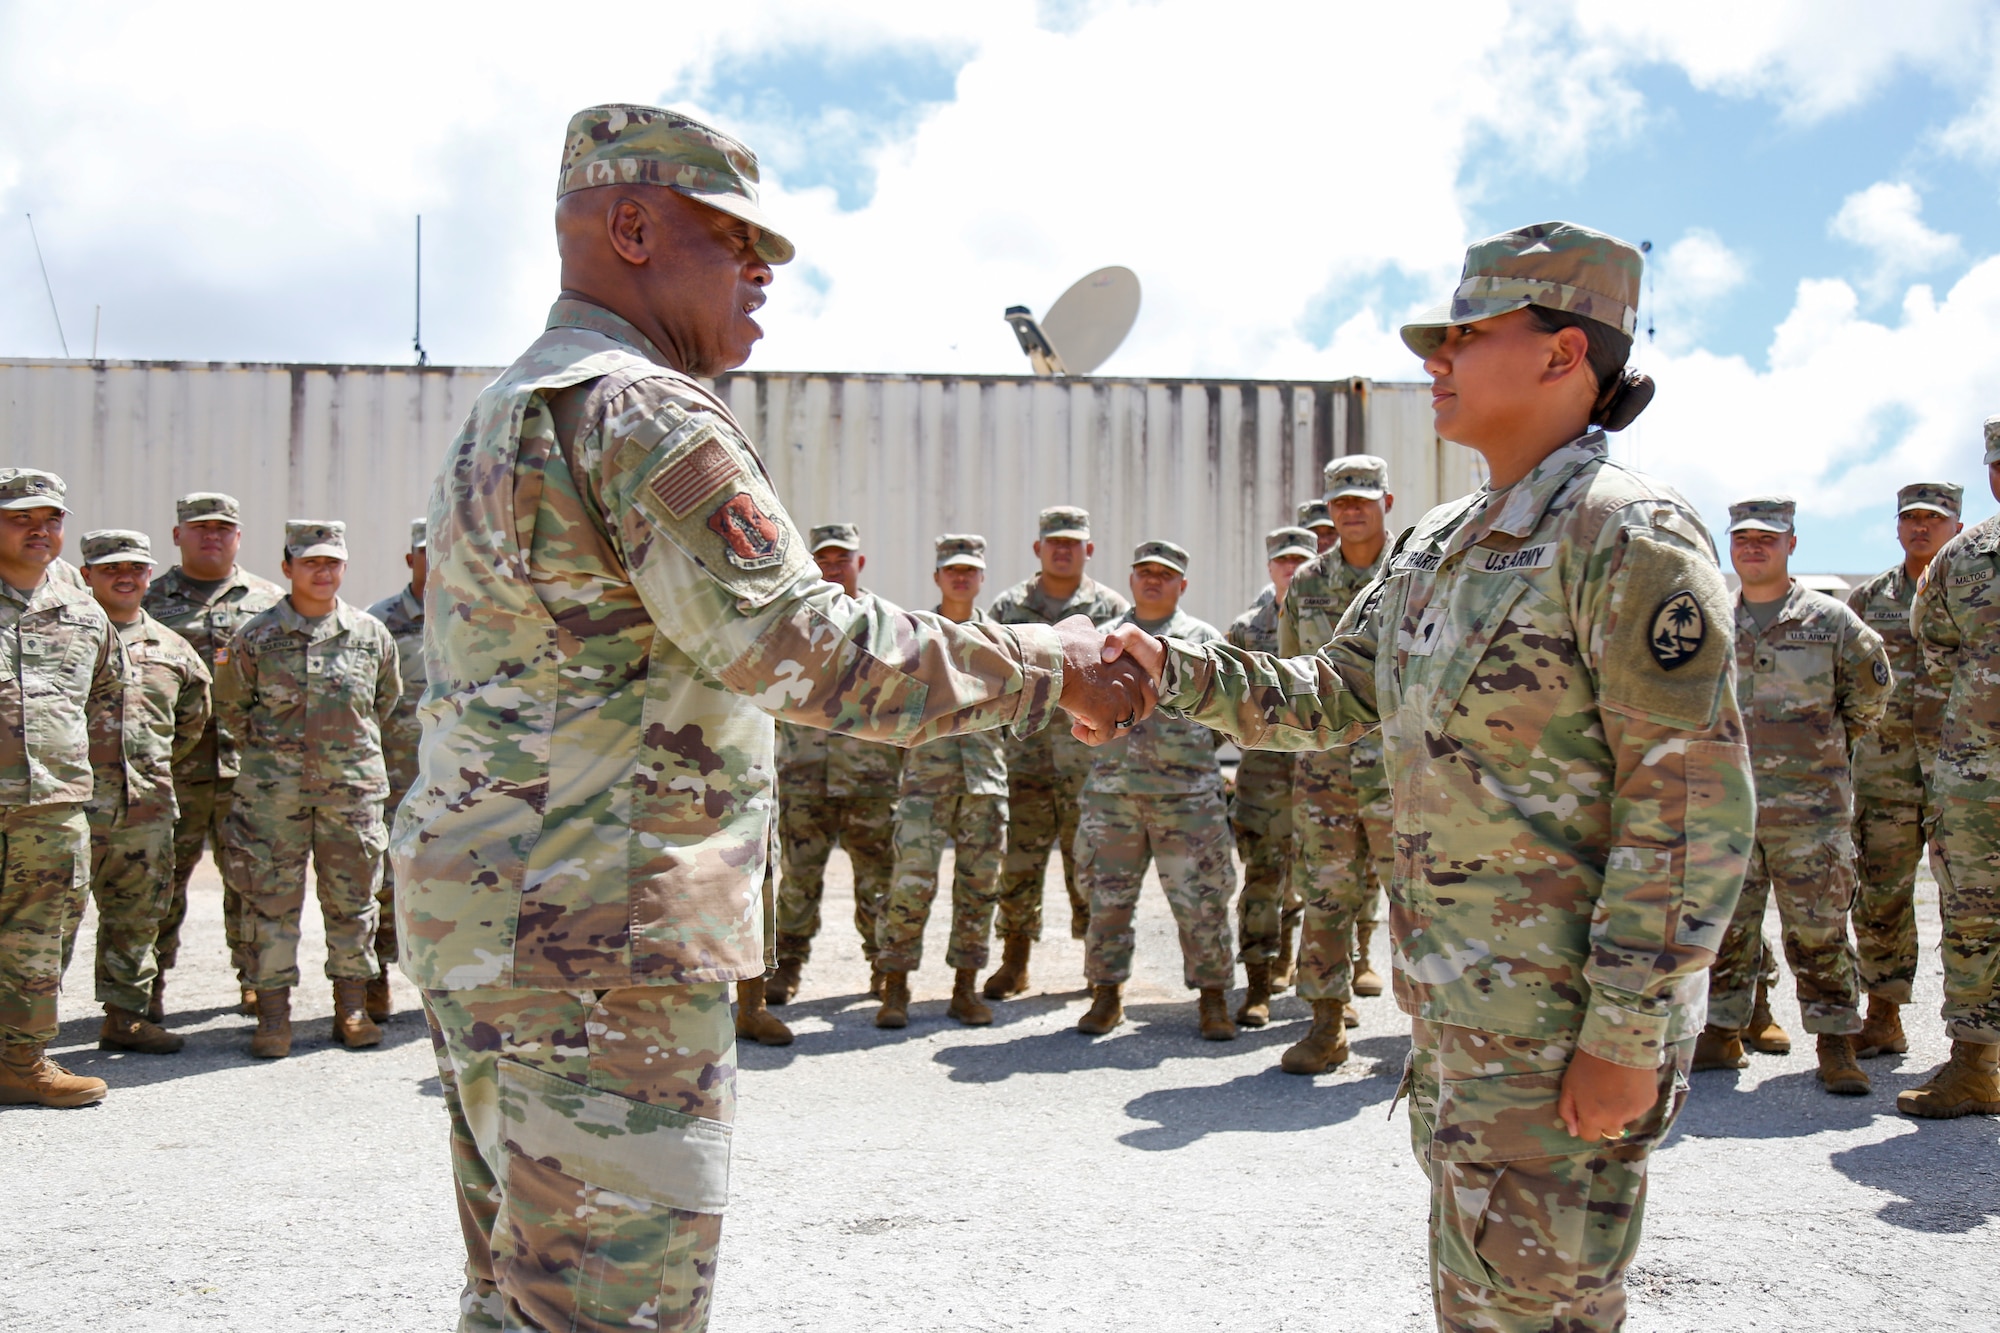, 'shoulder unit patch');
1649,589,1706,670
706,491,787,570
1873,658,1890,686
